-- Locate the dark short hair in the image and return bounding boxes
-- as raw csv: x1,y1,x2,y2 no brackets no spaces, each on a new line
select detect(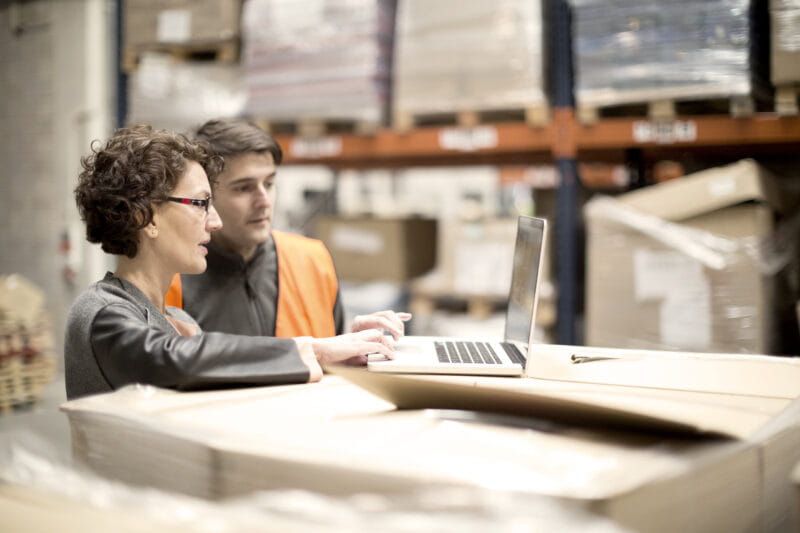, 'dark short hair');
195,118,283,165
75,124,223,258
